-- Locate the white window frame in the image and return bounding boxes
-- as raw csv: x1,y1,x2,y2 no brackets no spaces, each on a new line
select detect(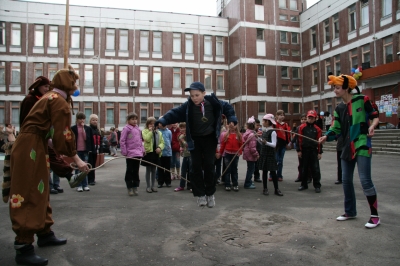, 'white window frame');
216,36,223,56
281,66,288,78
49,25,58,48
11,23,21,46
205,69,212,89
140,66,148,87
106,102,114,125
71,26,80,49
291,32,299,44
279,0,287,8
383,36,393,63
349,4,356,32
11,62,20,85
292,67,300,79
153,67,161,88
84,28,94,49
382,0,392,17
217,70,224,90
289,0,297,10
280,31,288,43
106,65,114,87
312,63,318,85
311,26,316,49
362,44,370,63
185,34,193,54
173,33,181,53
350,49,358,69
34,63,43,78
119,66,128,87
84,64,93,86
153,31,162,52
324,19,330,43
333,14,339,40
34,24,44,47
140,31,149,52
106,29,115,50
48,63,57,81
258,65,265,76
119,29,128,51
0,22,5,46
173,67,181,88
361,1,369,27
185,68,193,88
204,35,212,55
